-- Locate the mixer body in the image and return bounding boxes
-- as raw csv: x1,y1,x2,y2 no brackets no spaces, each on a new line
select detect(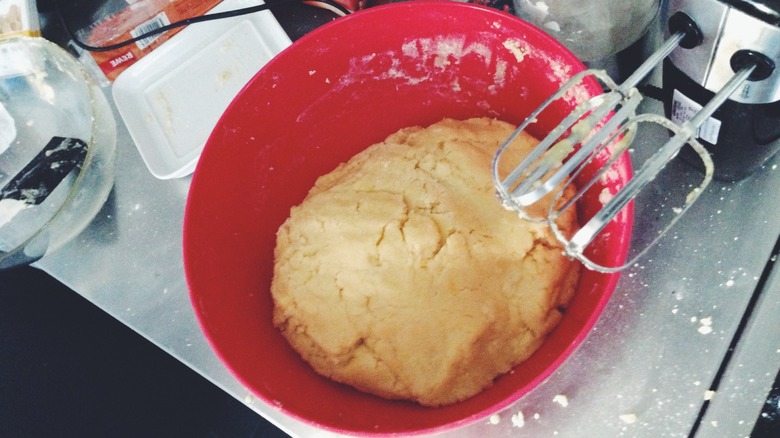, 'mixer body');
663,0,780,180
